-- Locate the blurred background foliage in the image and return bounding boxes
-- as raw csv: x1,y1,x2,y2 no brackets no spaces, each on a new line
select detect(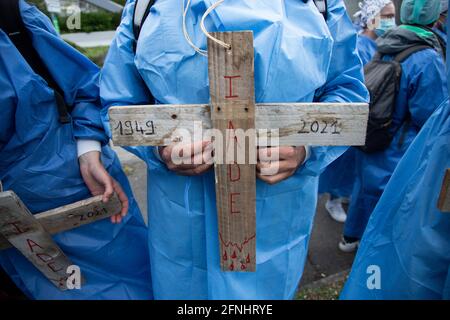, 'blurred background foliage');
27,0,123,33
